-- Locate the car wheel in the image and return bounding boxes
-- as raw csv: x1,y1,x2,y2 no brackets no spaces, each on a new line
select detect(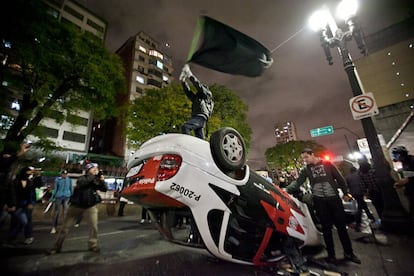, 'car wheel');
210,127,246,172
